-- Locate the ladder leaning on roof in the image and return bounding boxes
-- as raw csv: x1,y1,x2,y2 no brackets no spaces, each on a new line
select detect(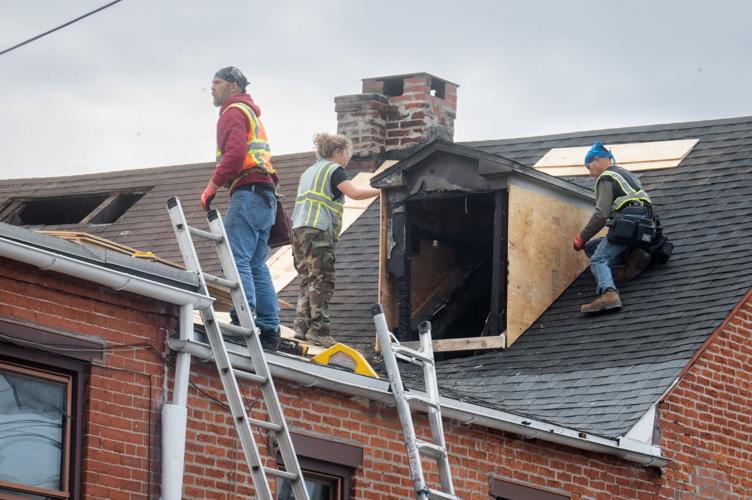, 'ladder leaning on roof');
166,197,309,500
370,304,459,500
